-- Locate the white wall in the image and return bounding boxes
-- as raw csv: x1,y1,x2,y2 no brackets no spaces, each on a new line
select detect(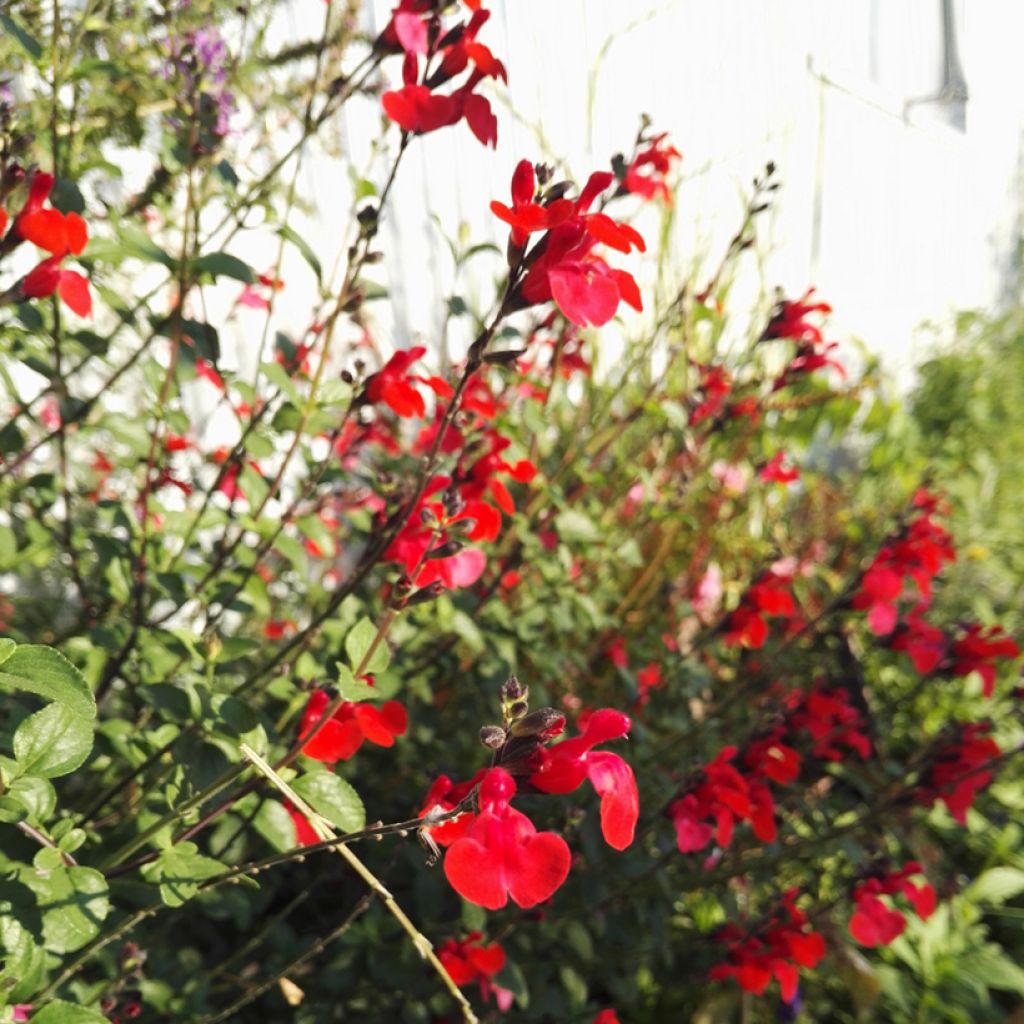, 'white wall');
236,1,1024,385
